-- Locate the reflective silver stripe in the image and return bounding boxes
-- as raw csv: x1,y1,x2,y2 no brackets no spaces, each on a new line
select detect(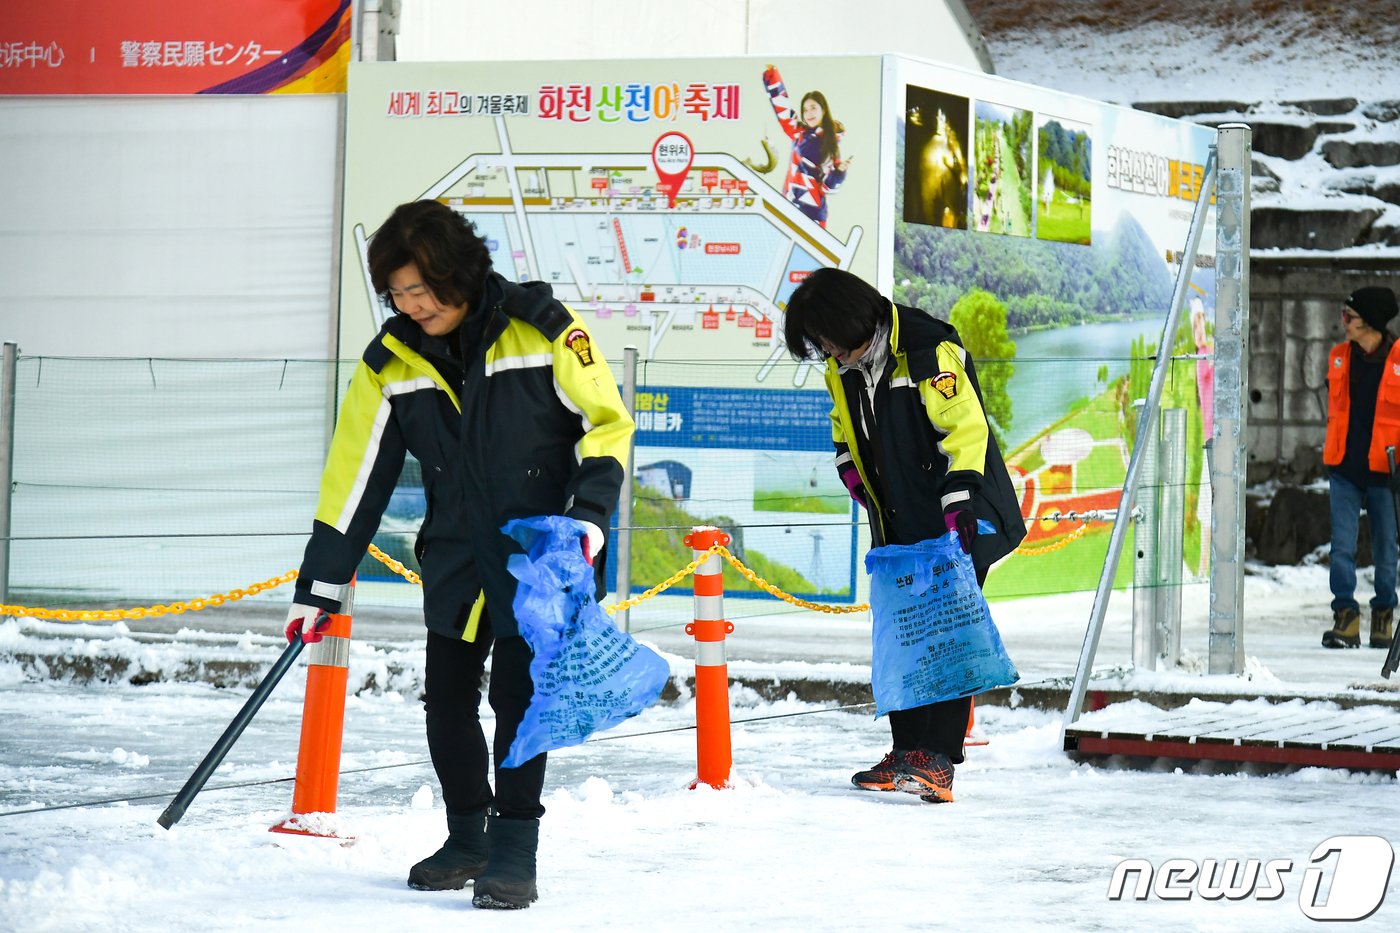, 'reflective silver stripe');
307,634,351,668
693,553,723,575
309,580,352,607
942,489,971,510
694,594,724,620
486,353,552,377
835,451,853,467
890,376,915,389
553,375,596,467
385,376,440,396
335,396,393,533
695,641,727,667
